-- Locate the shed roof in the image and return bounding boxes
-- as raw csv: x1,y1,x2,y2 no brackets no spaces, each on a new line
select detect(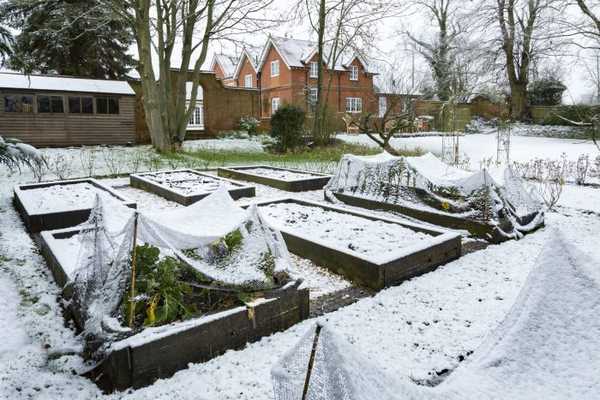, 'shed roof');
0,72,135,95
